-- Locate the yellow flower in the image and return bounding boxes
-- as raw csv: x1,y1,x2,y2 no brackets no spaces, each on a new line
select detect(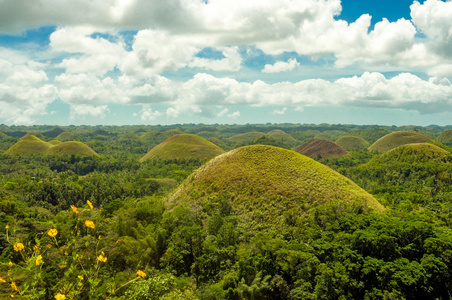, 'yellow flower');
11,282,18,291
136,270,146,278
78,275,84,280
70,205,79,214
0,277,5,283
13,243,24,252
46,244,52,249
8,261,12,267
36,255,43,266
5,224,9,229
33,244,40,252
85,220,95,229
54,293,66,300
98,235,102,240
47,228,58,237
87,200,93,210
97,252,107,263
